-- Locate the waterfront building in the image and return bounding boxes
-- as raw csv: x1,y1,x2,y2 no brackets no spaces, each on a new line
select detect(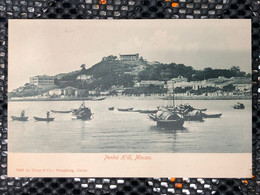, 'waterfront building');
174,81,192,89
30,75,54,88
234,84,251,91
192,80,215,90
48,86,87,97
63,86,78,96
89,90,97,95
49,88,64,96
167,76,189,92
